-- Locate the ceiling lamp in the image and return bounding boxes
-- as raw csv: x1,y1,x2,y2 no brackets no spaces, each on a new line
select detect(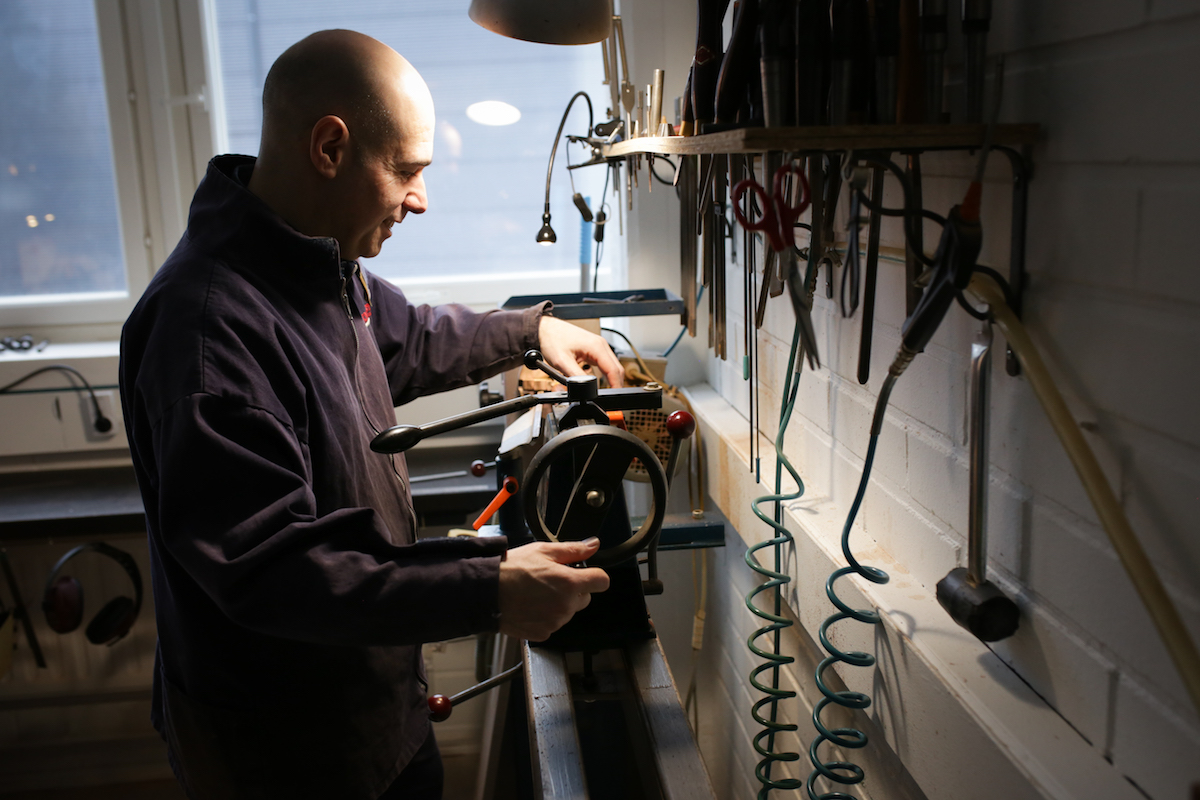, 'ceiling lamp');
468,0,613,45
